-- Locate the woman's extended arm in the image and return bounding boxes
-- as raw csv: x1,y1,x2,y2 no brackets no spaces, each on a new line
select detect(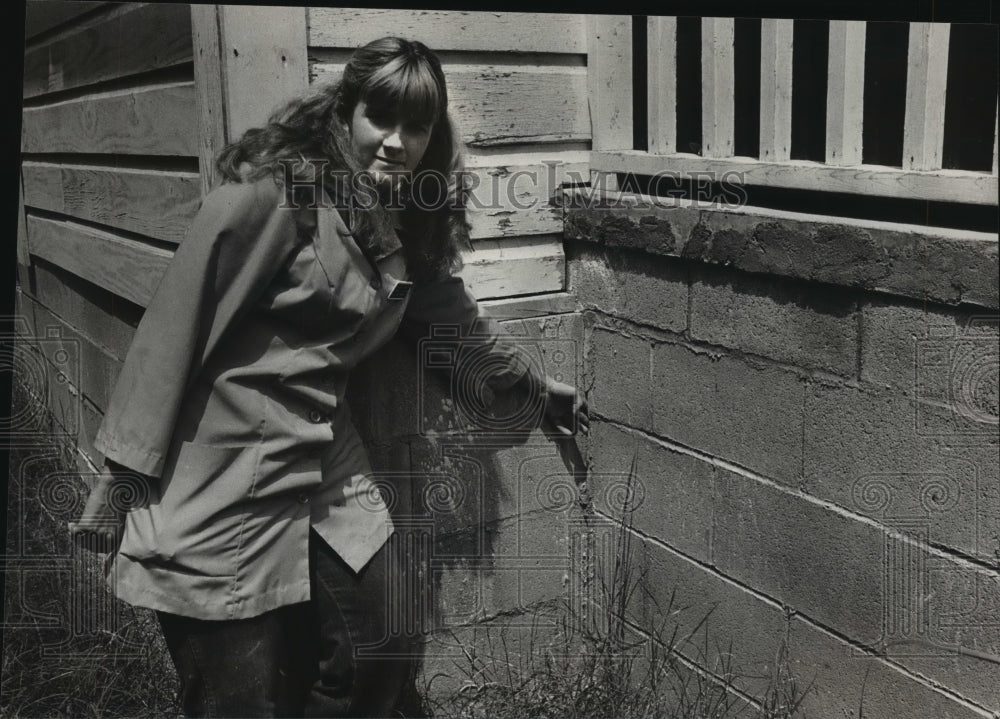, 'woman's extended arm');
93,178,301,477
399,275,588,436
